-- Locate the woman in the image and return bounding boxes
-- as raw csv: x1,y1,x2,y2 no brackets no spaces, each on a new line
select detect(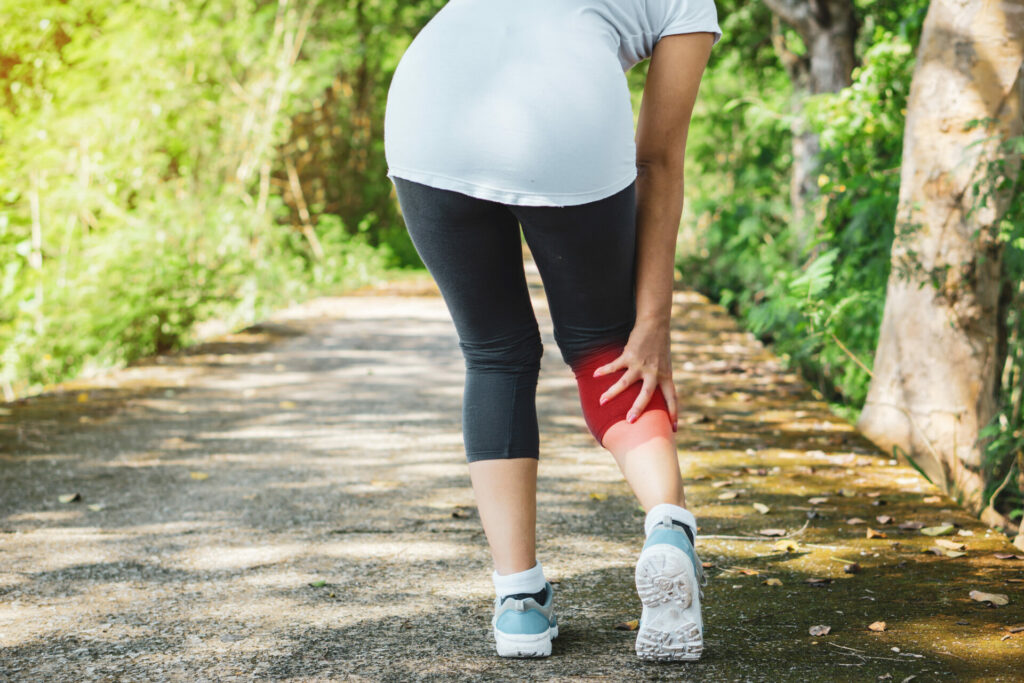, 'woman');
383,0,722,661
